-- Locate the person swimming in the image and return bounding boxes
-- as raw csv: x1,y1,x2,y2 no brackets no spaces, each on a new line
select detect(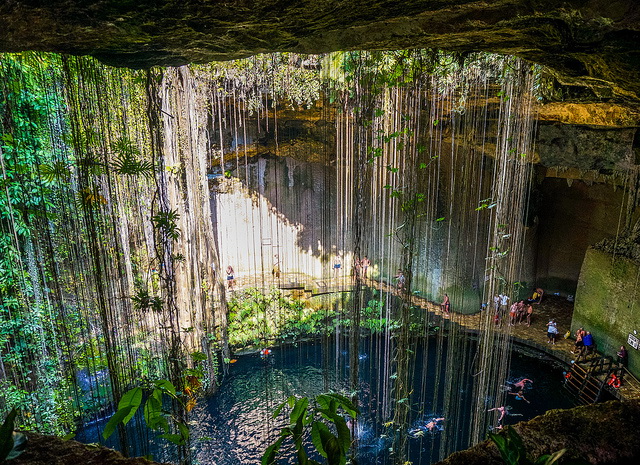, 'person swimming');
487,406,506,423
508,389,530,403
408,417,445,437
512,378,533,390
425,417,445,431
